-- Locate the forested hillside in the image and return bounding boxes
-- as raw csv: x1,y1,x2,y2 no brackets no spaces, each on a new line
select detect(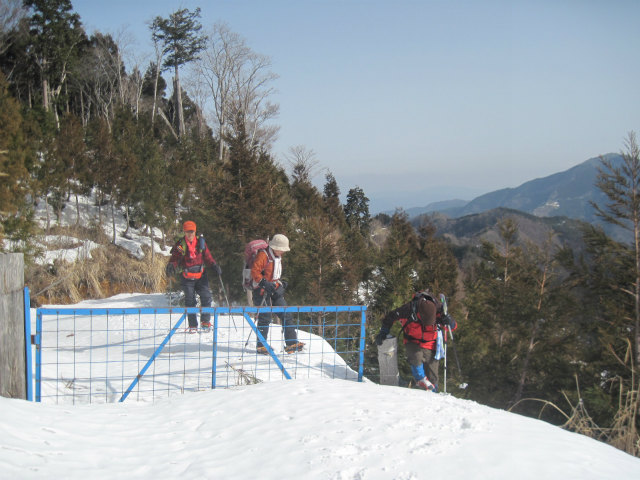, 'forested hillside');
1,1,639,457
